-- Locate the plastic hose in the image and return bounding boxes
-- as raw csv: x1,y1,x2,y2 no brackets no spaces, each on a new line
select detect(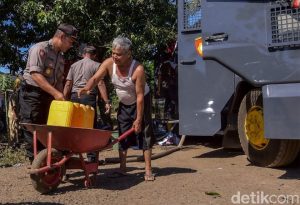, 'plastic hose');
104,135,186,164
